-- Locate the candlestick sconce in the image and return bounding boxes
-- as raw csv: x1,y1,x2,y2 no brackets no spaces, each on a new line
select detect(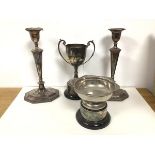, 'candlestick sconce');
24,27,59,103
58,39,95,100
108,28,129,101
